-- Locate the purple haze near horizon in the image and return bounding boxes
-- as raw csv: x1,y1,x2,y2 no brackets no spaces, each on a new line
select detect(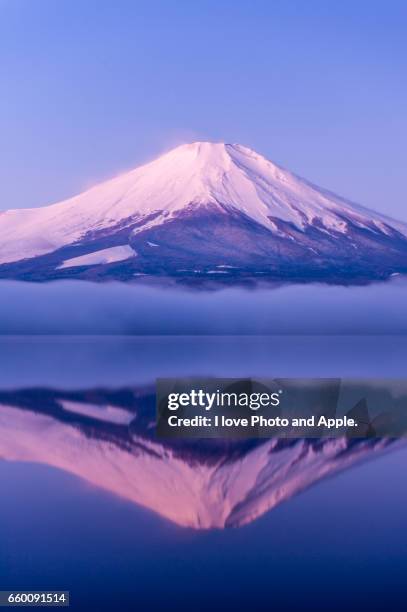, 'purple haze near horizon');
0,278,406,337
0,1,406,221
